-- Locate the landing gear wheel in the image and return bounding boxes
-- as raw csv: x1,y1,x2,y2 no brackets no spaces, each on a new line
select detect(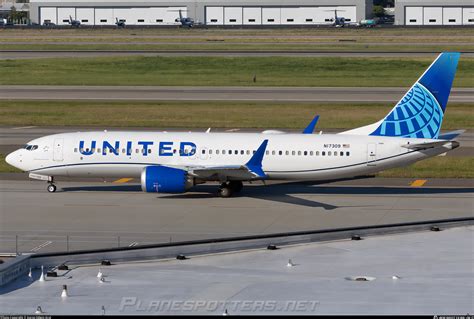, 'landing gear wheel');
218,184,233,198
47,184,57,193
229,181,243,193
